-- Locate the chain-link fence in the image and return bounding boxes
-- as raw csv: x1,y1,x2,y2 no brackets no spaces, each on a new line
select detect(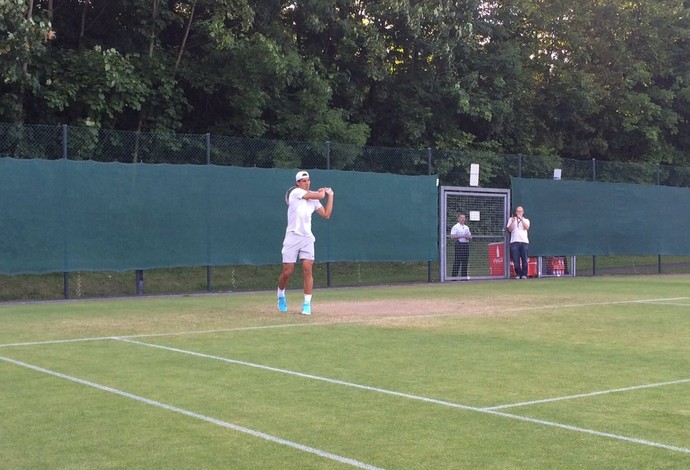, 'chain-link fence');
1,122,690,300
4,122,690,187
